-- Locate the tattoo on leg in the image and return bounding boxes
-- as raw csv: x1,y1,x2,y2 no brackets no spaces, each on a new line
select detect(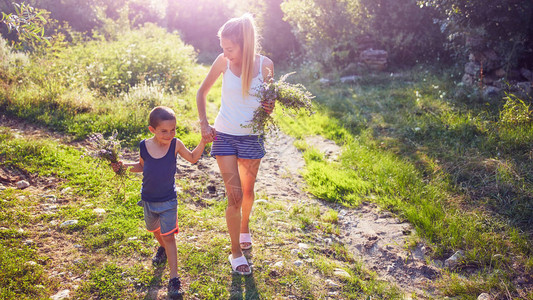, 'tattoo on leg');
226,185,243,207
